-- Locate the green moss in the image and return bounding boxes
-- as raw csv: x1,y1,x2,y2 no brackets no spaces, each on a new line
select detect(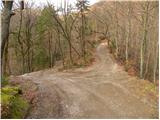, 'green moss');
1,92,13,105
1,86,29,119
2,86,19,95
10,96,29,119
